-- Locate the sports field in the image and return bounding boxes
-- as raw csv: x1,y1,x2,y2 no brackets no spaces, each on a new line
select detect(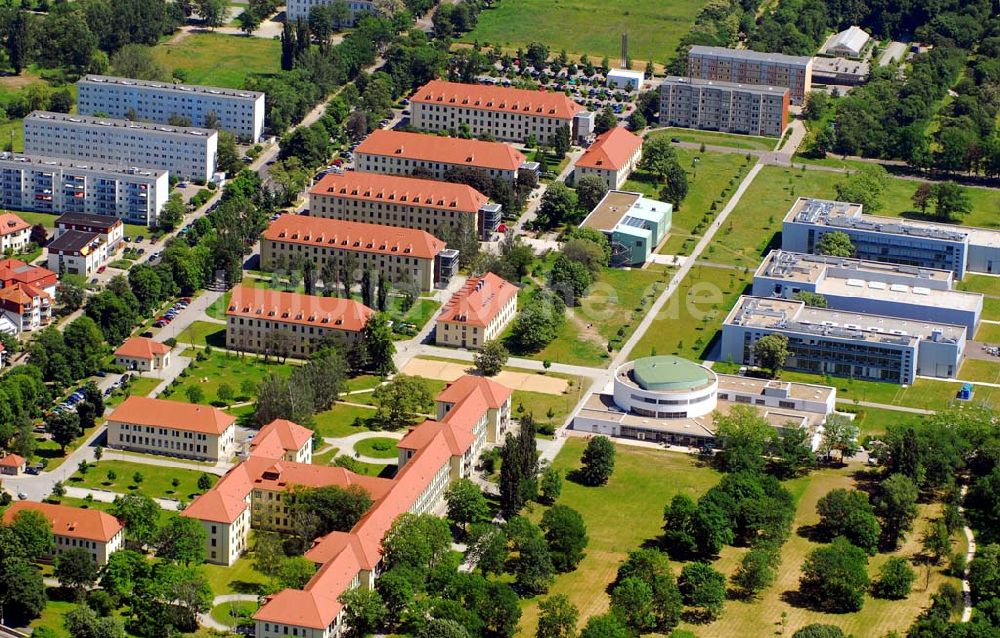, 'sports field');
460,0,708,63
